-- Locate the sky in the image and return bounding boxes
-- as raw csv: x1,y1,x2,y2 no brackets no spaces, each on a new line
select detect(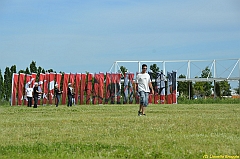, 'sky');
0,0,240,87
